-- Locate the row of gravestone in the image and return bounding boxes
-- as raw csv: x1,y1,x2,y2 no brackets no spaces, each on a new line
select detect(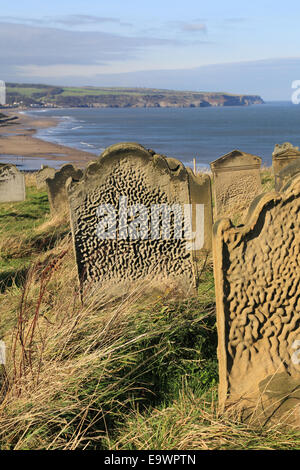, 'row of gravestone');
213,143,300,425
45,143,300,426
35,143,300,219
1,142,300,425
